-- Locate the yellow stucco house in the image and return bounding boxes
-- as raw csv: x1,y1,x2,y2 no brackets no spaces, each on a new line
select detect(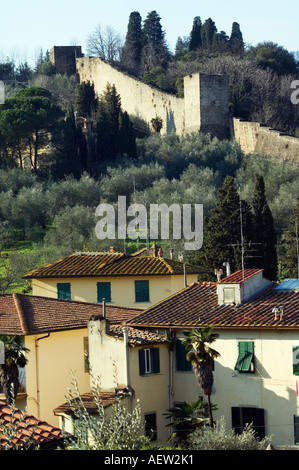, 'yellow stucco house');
0,293,141,427
55,269,299,448
23,248,201,309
